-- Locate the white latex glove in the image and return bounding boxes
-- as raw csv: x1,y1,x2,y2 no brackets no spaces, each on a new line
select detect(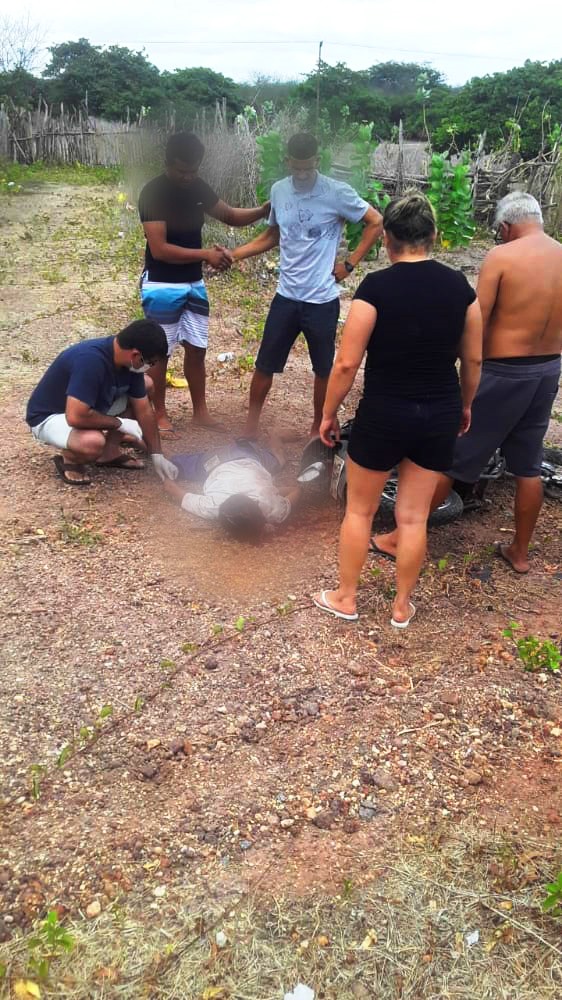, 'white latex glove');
151,453,178,481
117,417,143,442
